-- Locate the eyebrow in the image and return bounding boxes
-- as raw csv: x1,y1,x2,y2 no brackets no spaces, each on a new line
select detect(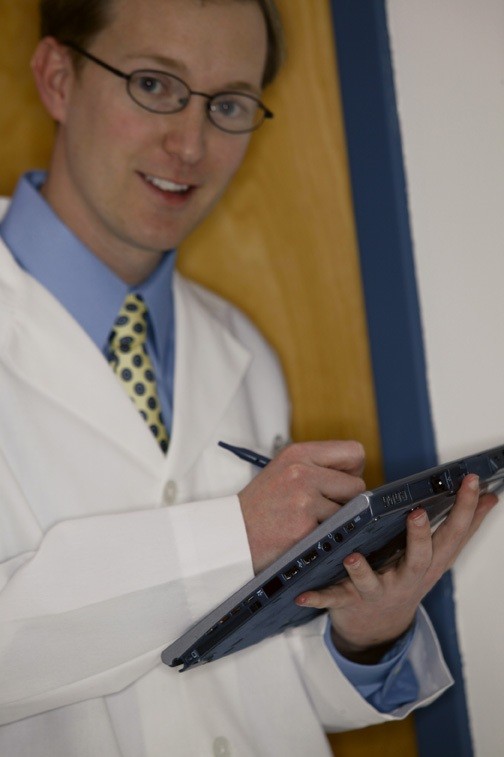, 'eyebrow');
123,52,262,96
